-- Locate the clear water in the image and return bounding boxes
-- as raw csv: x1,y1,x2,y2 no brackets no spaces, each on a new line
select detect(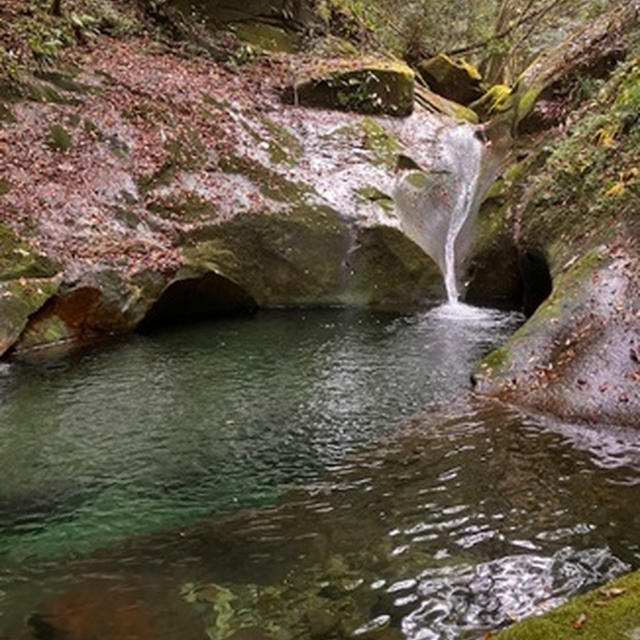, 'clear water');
0,307,639,640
